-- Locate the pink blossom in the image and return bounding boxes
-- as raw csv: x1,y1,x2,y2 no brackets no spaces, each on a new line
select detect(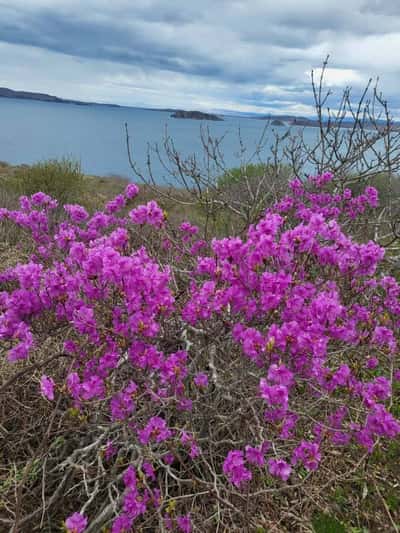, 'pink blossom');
292,441,321,471
193,372,208,388
64,204,89,223
65,512,88,533
223,450,252,488
177,514,192,533
129,200,165,227
125,183,139,199
40,375,55,401
245,445,265,467
268,458,292,481
138,417,172,445
104,441,117,461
